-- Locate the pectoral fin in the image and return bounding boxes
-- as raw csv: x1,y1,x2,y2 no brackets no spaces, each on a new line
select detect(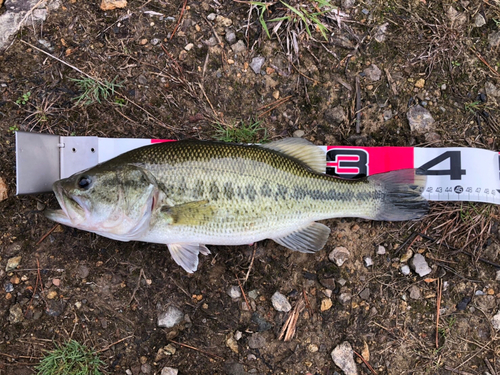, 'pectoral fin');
160,200,214,226
168,243,211,273
273,222,330,253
